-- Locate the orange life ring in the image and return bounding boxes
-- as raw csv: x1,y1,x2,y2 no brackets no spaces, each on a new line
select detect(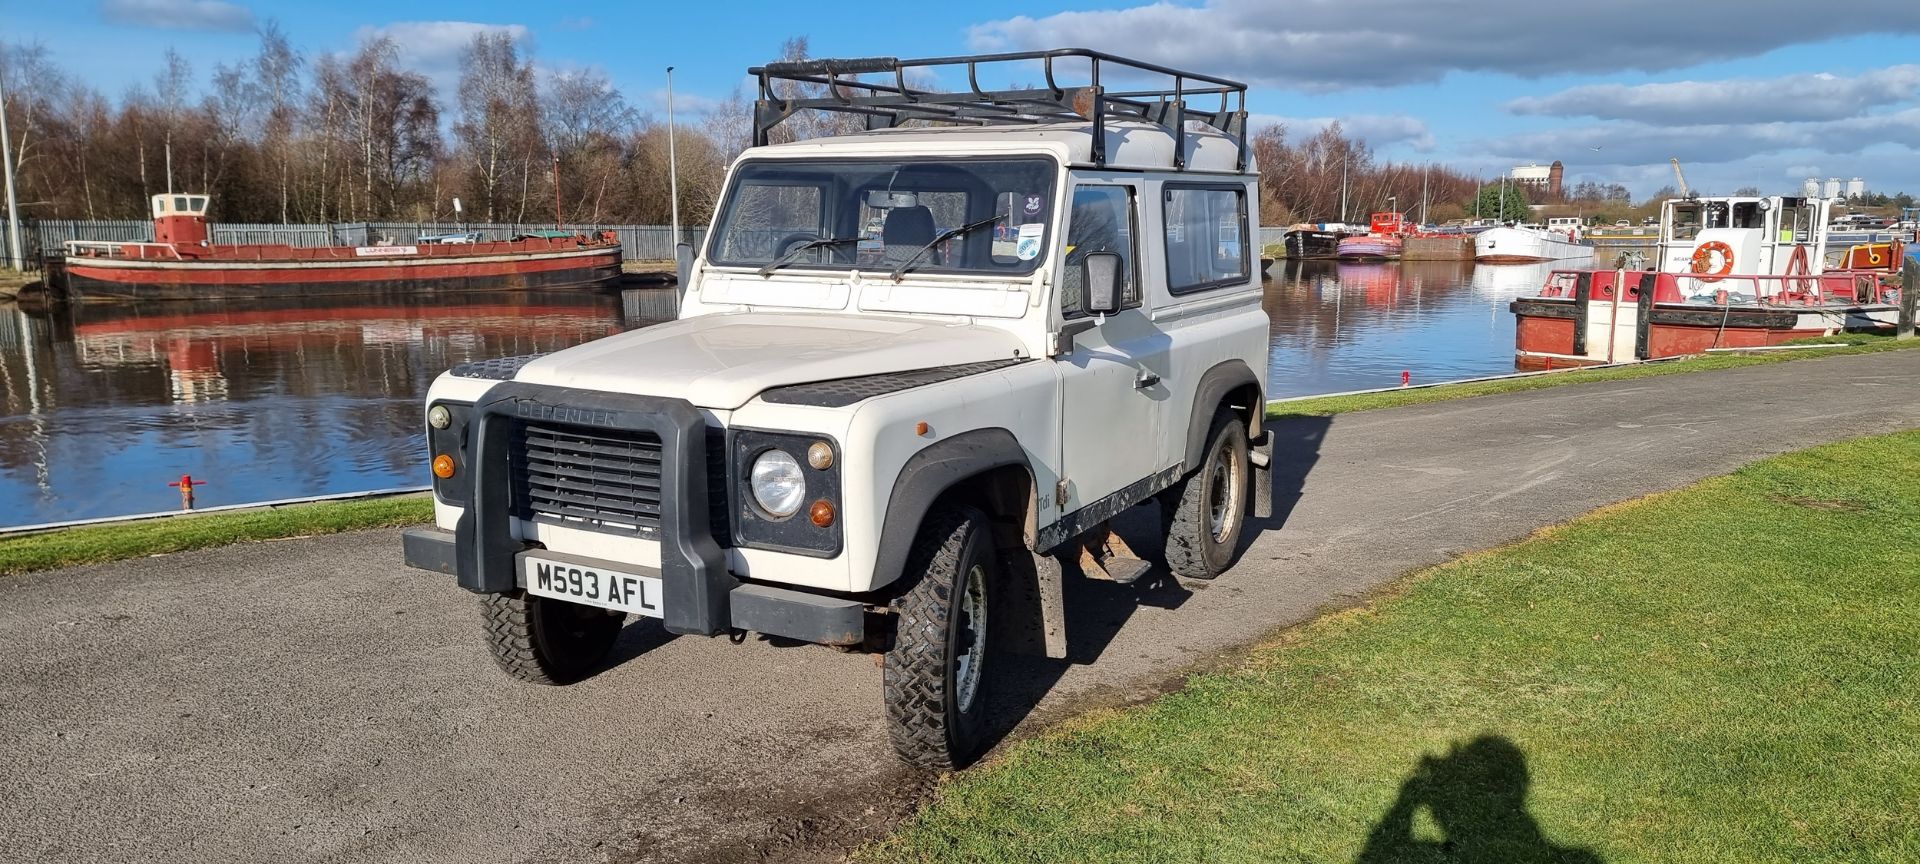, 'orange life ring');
1690,241,1735,282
